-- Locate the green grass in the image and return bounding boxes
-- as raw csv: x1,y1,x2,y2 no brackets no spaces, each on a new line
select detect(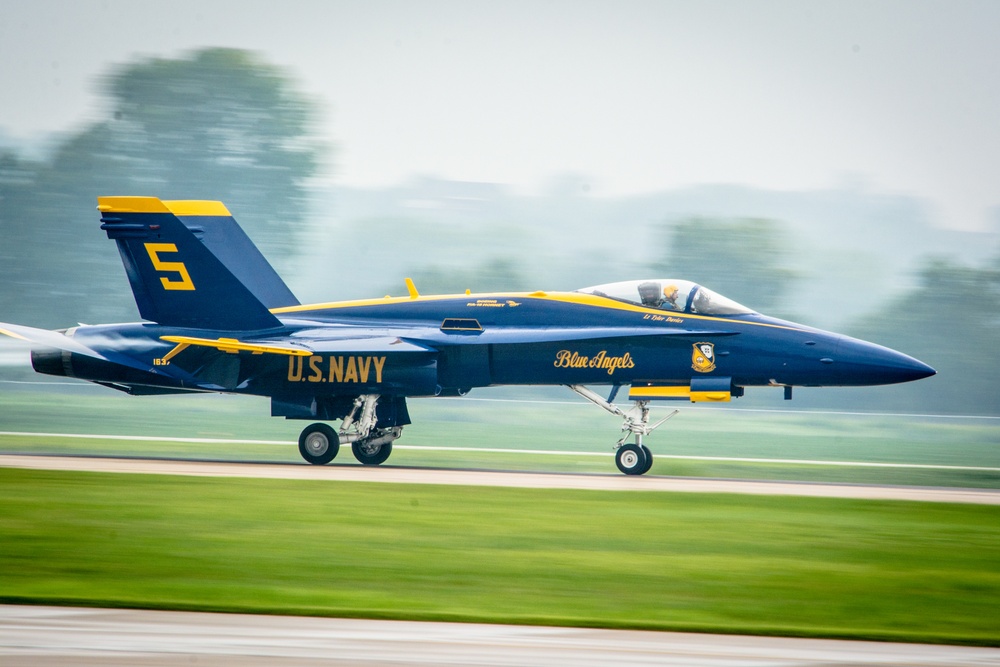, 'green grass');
0,467,998,645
